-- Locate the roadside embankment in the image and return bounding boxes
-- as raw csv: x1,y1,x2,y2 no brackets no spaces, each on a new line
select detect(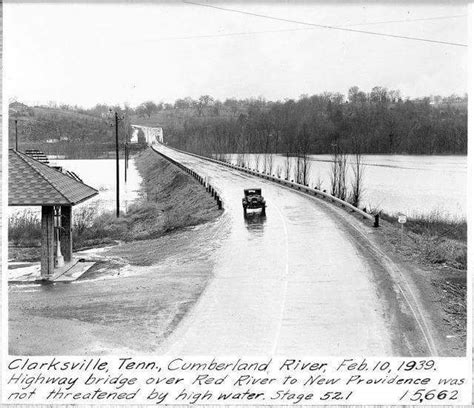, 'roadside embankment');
75,148,222,256
8,148,222,263
373,212,466,355
380,211,466,270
